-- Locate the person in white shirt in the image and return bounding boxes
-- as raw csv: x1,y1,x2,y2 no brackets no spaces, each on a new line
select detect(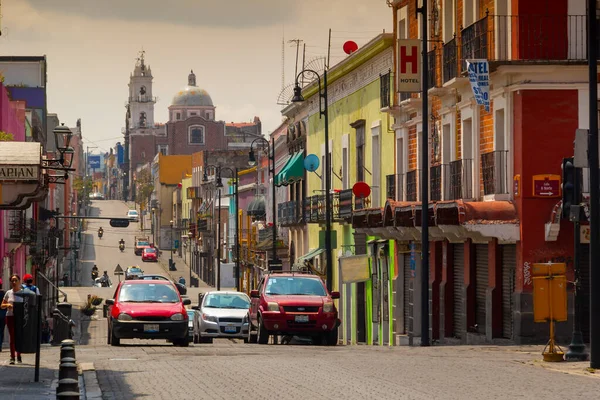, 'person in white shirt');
1,274,23,364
